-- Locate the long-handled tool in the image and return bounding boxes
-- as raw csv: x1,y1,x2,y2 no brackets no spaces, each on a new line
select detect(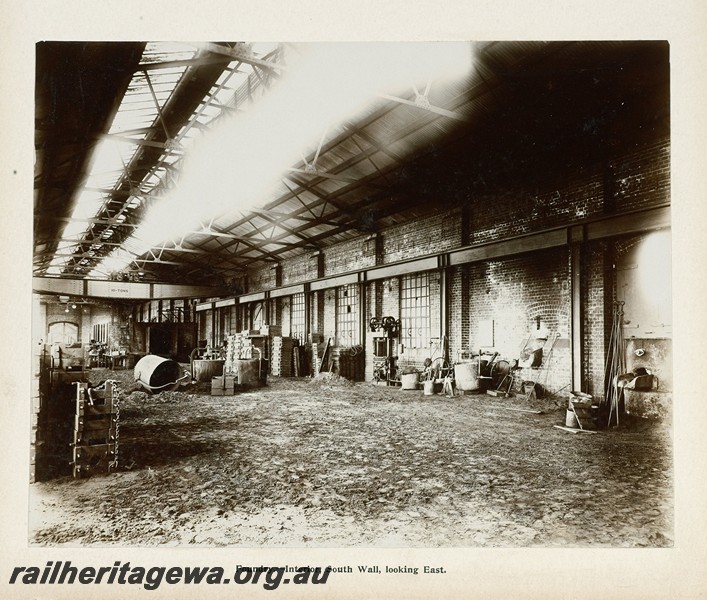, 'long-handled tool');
604,301,626,427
